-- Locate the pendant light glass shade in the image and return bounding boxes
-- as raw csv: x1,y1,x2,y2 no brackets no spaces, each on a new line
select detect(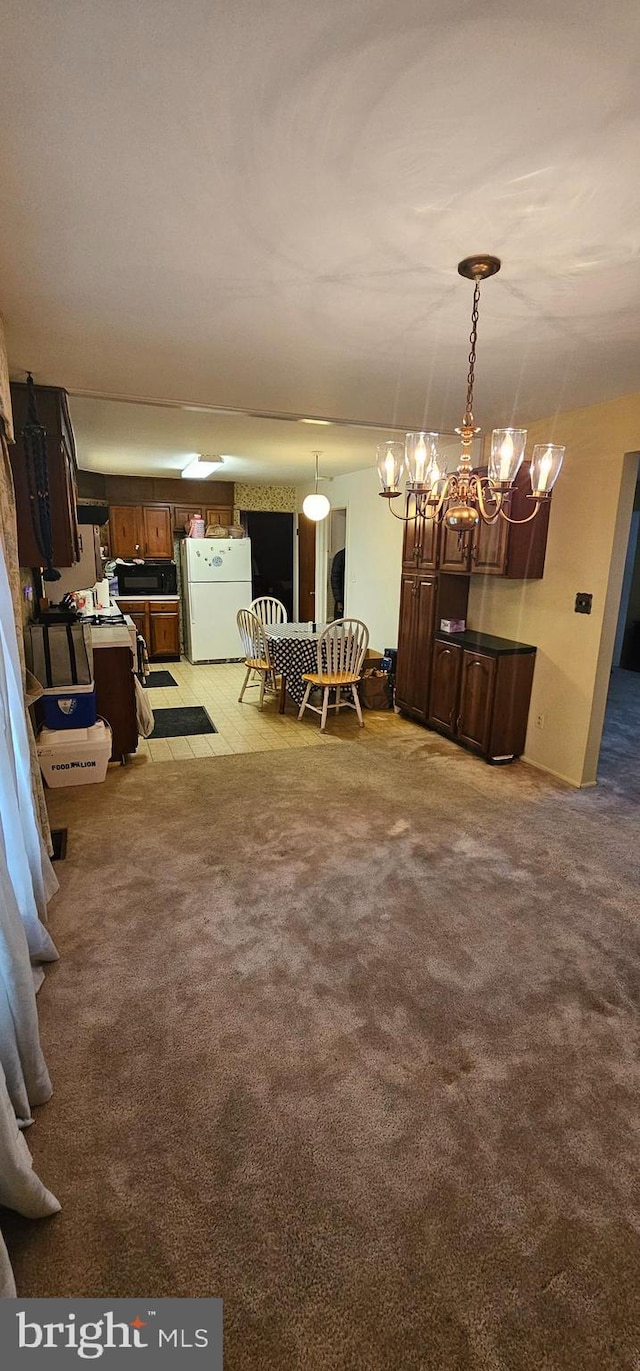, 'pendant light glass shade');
302,491,330,521
302,451,330,521
405,432,441,489
530,443,565,498
489,428,527,486
376,440,405,493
